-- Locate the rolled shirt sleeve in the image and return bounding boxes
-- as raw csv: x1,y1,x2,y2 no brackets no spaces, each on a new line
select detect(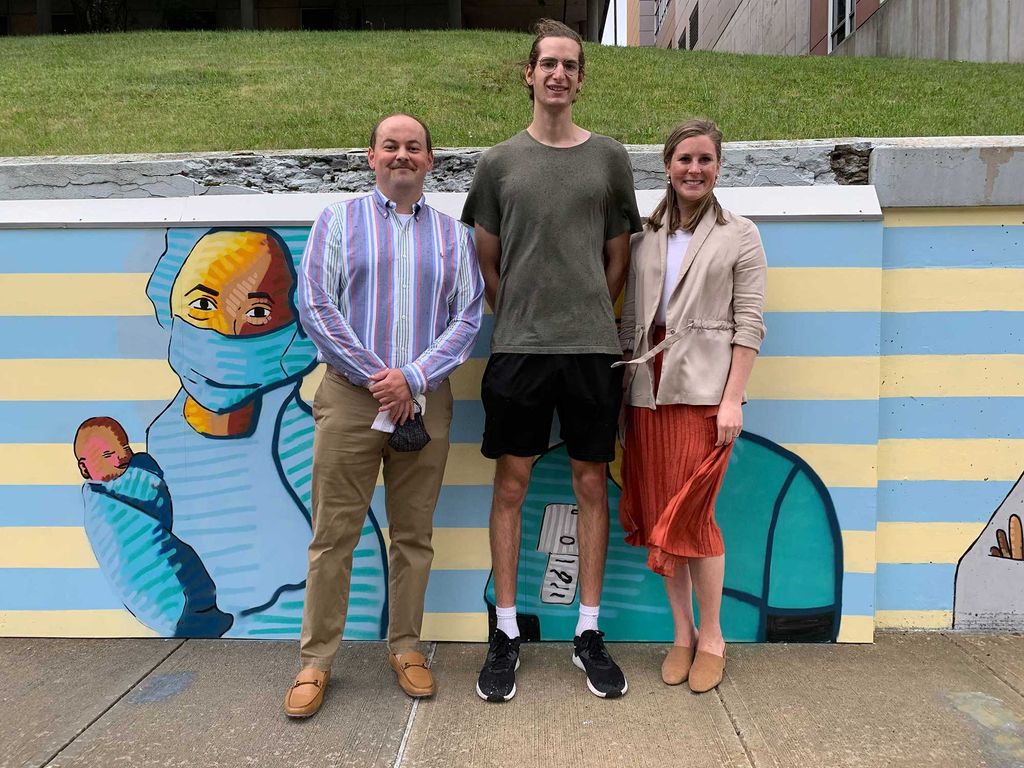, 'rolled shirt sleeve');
731,219,768,352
